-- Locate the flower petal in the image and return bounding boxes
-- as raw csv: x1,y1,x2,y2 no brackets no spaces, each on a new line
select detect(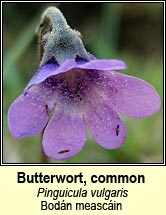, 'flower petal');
84,102,126,149
24,59,77,92
42,109,86,160
8,89,48,139
105,72,161,118
78,59,127,71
